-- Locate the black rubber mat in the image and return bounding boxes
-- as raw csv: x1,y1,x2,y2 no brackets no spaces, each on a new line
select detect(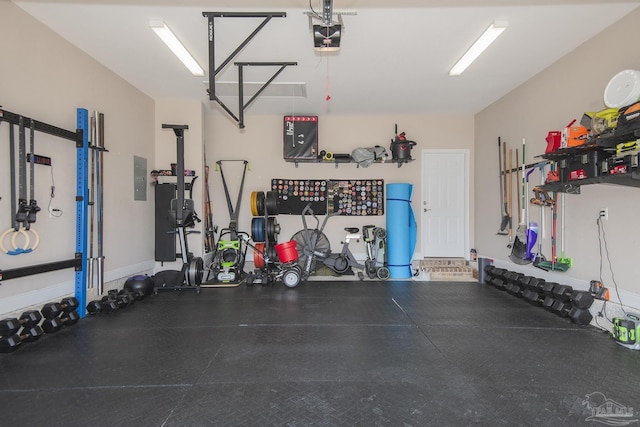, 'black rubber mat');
1,280,639,426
